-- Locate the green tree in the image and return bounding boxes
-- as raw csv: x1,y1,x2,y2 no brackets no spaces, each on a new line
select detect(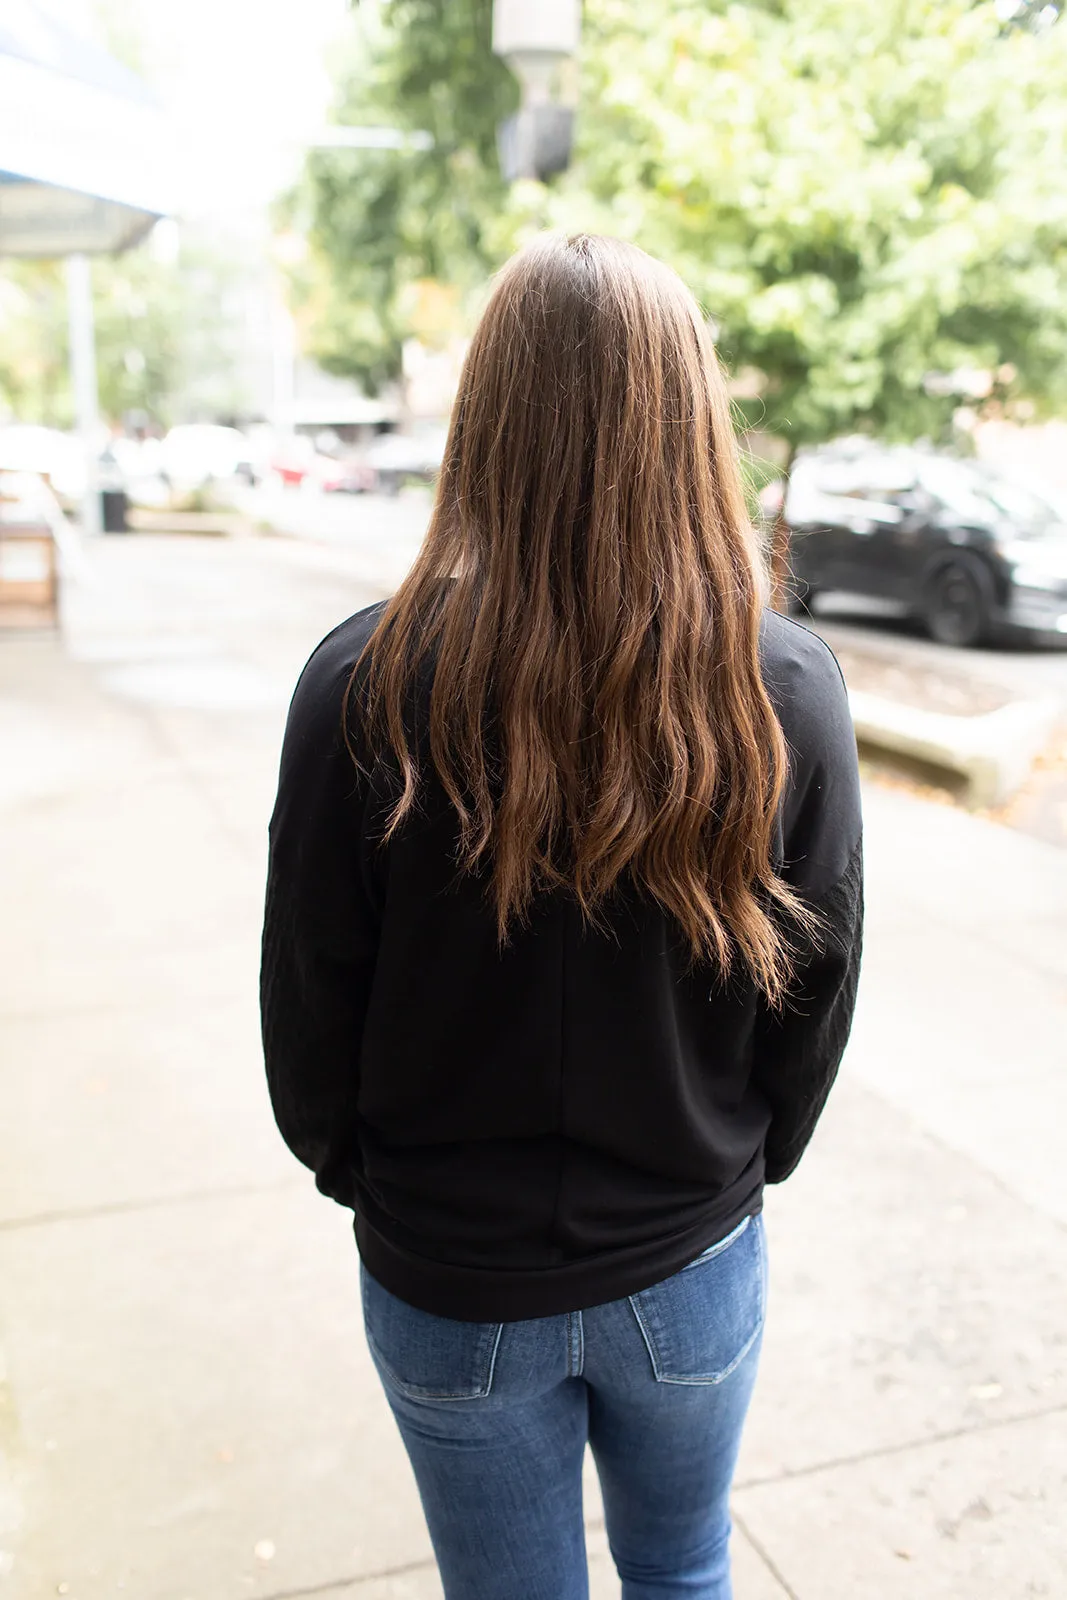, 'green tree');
548,0,1067,453
0,262,71,425
545,0,1067,594
299,0,1067,459
0,237,261,428
289,0,517,391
